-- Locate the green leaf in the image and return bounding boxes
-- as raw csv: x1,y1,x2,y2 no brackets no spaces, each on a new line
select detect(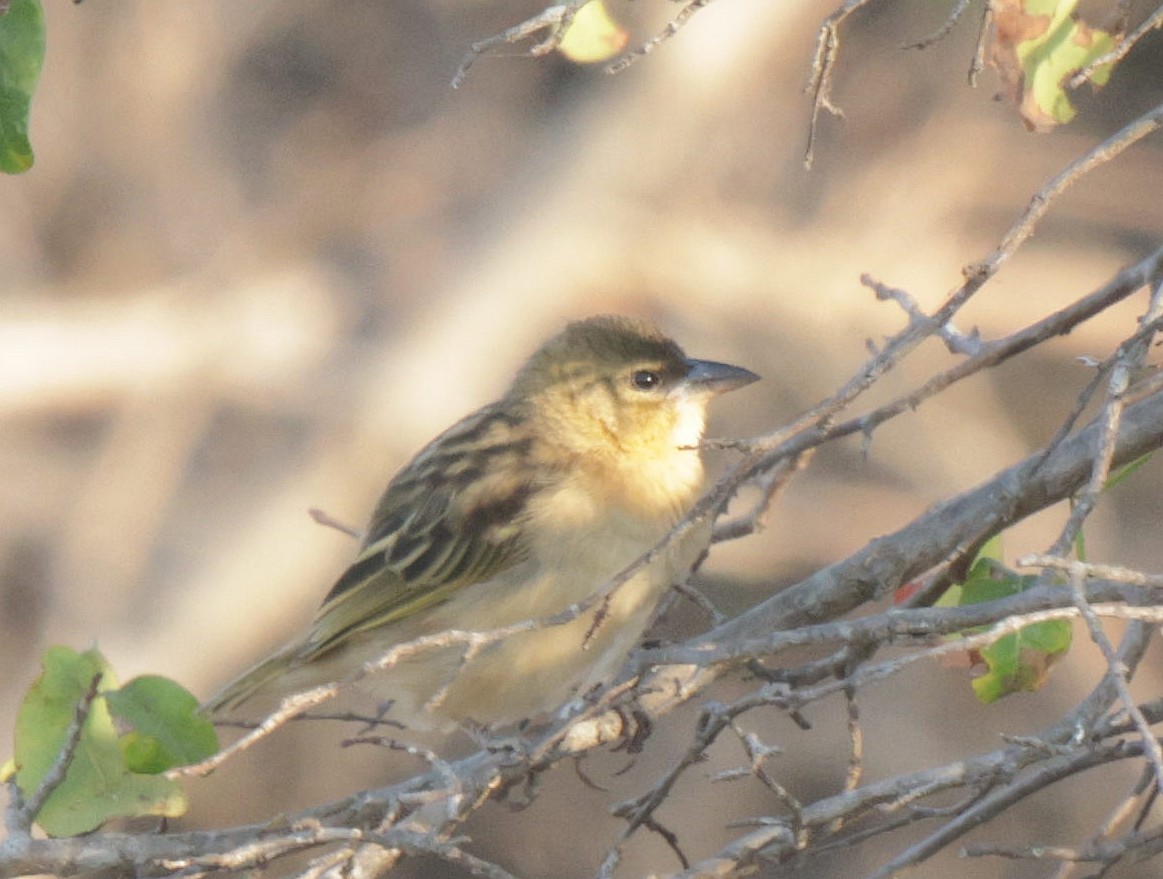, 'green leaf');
989,0,1115,132
106,675,219,773
0,0,46,173
971,617,1073,703
934,536,1006,609
961,558,1032,606
958,563,1072,704
12,646,188,836
1018,0,1113,128
937,554,1073,703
